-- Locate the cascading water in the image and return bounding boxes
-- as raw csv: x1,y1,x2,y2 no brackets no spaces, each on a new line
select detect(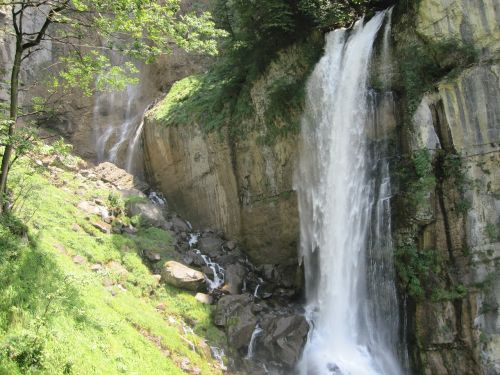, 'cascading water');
92,76,150,178
296,10,405,375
